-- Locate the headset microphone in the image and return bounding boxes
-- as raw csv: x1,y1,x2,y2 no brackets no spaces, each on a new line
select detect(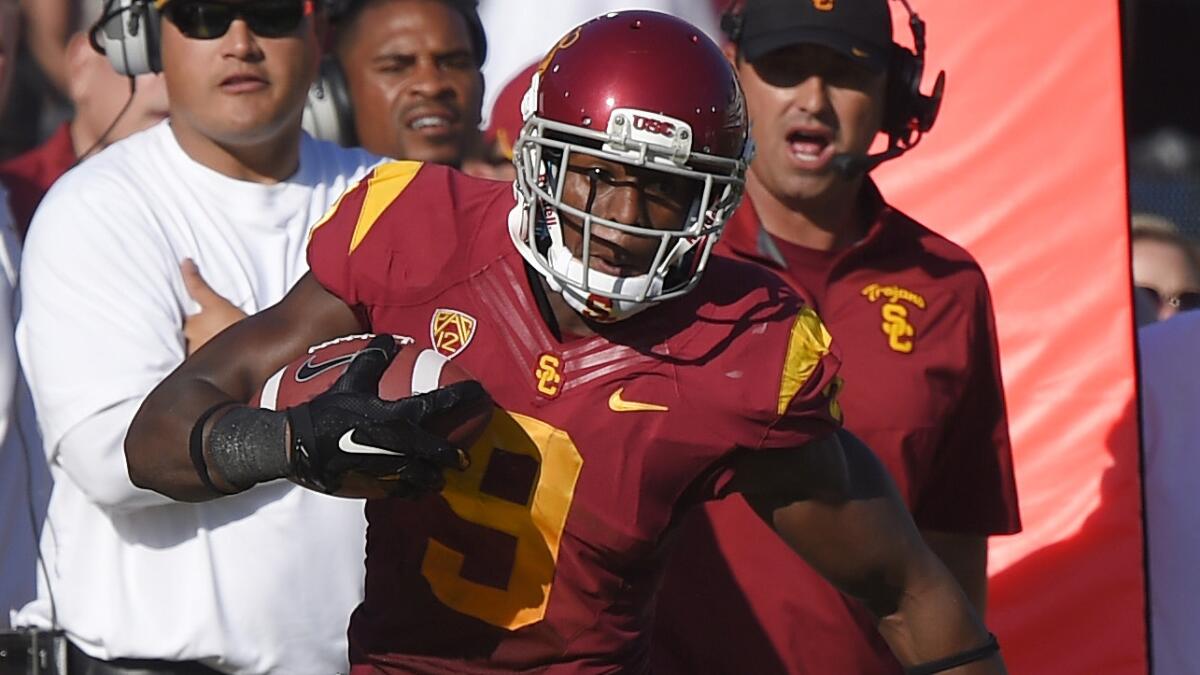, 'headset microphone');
830,144,907,177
